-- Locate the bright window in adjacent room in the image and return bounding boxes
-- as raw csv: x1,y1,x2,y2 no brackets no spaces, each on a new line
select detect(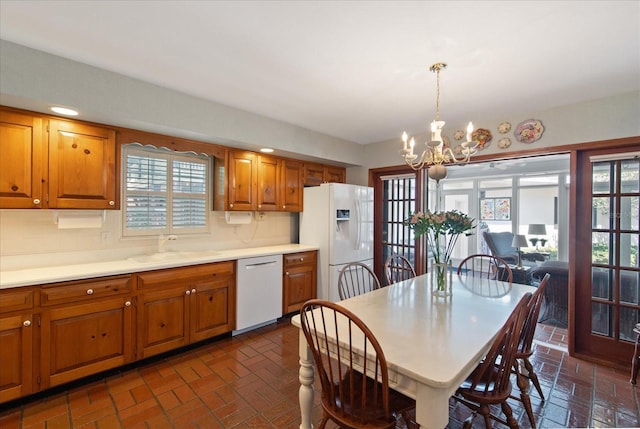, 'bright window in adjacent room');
122,144,210,236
